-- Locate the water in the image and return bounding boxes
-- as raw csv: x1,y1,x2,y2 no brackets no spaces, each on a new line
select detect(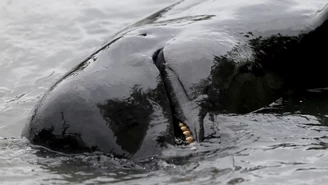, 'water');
1,0,328,184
